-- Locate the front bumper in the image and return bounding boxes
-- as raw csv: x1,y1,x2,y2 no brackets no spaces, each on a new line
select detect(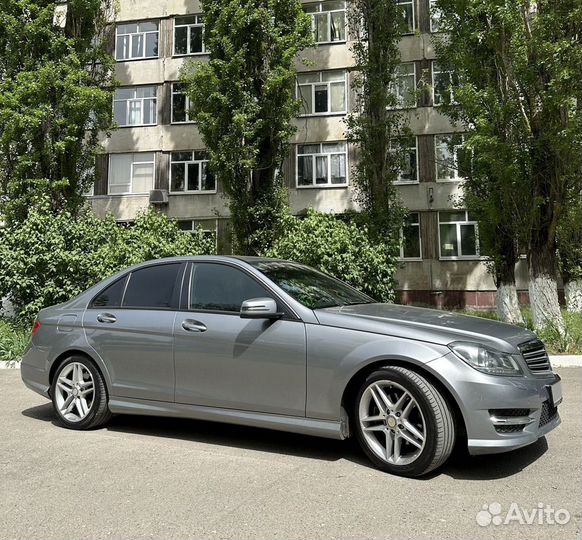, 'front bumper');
428,353,562,455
